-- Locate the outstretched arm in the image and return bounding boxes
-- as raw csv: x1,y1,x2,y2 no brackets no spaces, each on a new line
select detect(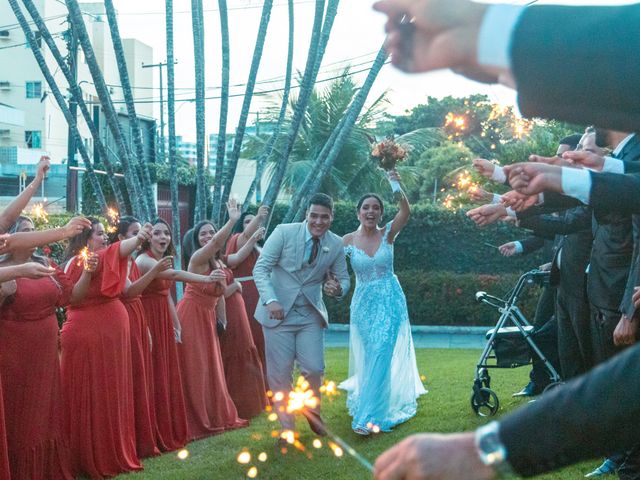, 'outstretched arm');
0,156,49,233
236,205,269,249
0,217,91,254
226,227,265,268
189,199,241,271
387,170,410,243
